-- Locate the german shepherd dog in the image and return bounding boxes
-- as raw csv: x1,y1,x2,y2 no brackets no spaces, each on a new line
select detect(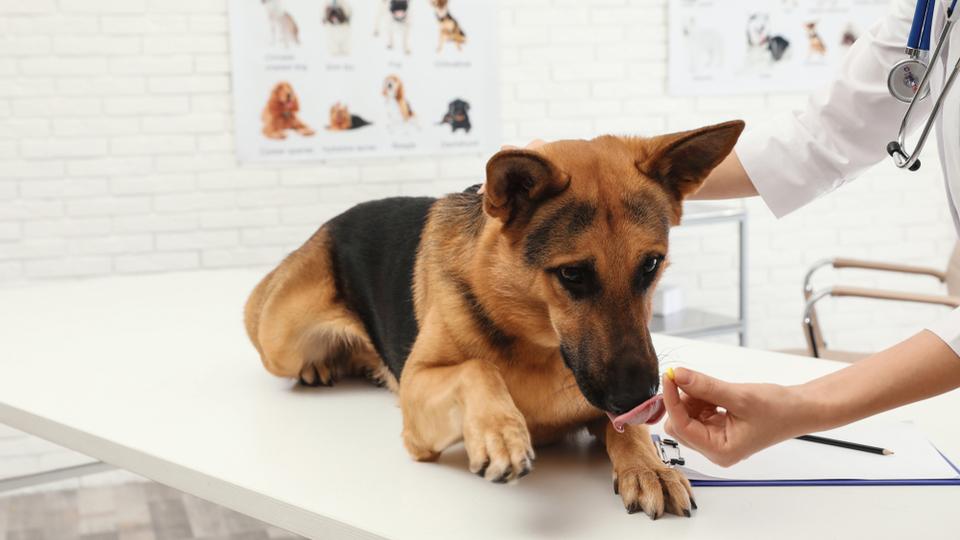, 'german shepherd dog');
244,120,744,518
431,0,466,52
